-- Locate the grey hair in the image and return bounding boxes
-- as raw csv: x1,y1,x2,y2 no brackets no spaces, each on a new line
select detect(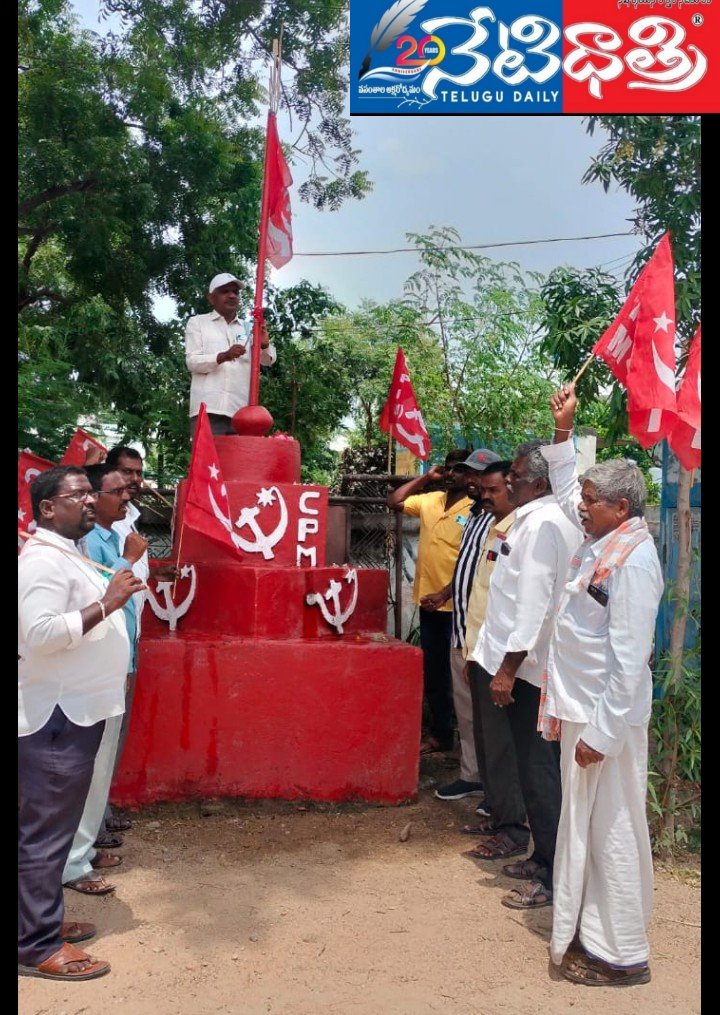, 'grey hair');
581,459,647,517
514,439,552,492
